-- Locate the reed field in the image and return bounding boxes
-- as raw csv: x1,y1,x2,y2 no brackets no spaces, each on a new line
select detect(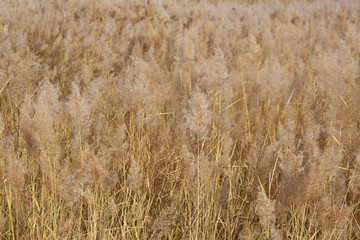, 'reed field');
0,0,359,239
